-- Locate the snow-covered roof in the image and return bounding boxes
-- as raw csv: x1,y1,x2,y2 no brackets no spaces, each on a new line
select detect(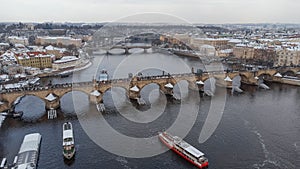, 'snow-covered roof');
45,45,54,50
54,56,78,64
37,36,81,41
90,90,101,96
15,44,25,48
224,76,232,82
184,146,205,158
228,39,242,43
200,45,215,49
8,36,28,40
63,130,73,140
236,43,247,47
4,83,21,89
164,83,174,88
258,39,274,42
219,49,233,53
196,80,204,85
45,93,57,101
0,74,9,80
177,139,205,158
274,73,282,78
19,133,42,154
0,43,9,46
130,85,140,92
